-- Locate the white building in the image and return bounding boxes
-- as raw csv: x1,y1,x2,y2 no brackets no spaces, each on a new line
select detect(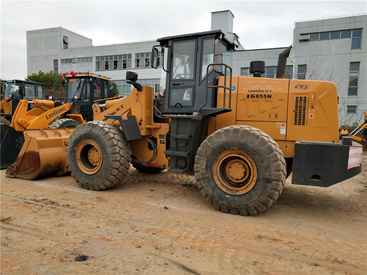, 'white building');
26,12,366,126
